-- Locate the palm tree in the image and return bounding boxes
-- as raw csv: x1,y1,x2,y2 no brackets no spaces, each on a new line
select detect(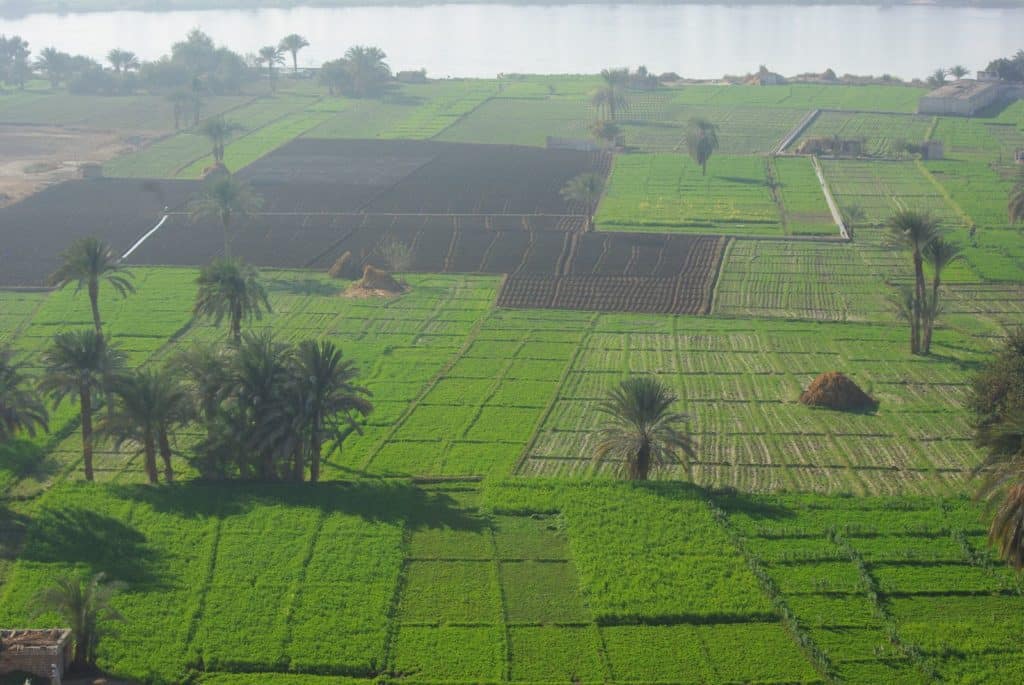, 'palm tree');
949,64,969,79
229,331,294,479
560,173,605,228
5,36,31,89
107,48,126,73
974,410,1024,570
841,204,866,238
887,210,941,355
290,340,373,482
927,67,948,88
257,45,285,92
279,34,309,74
49,237,136,343
35,572,125,670
172,342,232,429
104,368,189,484
0,347,48,441
686,117,720,176
590,69,629,121
921,235,963,353
39,330,126,482
593,376,694,481
197,116,243,165
194,258,271,344
187,176,263,258
167,90,192,130
1009,181,1024,225
344,45,391,97
34,46,68,89
590,120,621,147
